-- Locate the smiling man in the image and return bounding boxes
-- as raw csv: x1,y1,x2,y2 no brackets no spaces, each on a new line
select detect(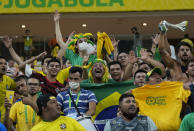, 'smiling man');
104,93,157,131
82,59,111,83
108,61,123,82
